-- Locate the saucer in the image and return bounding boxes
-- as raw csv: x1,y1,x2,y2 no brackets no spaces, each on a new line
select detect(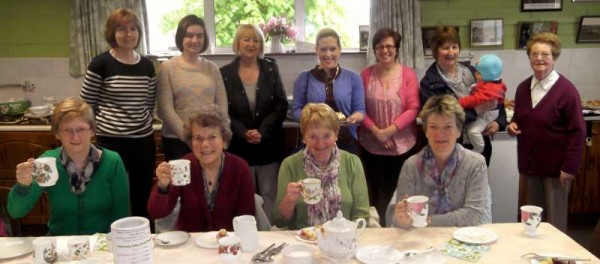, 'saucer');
154,231,190,247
